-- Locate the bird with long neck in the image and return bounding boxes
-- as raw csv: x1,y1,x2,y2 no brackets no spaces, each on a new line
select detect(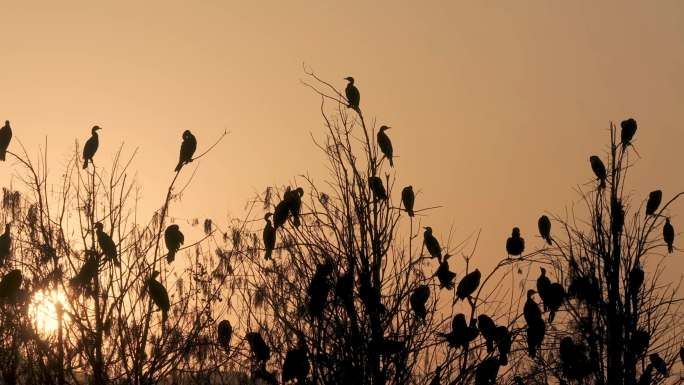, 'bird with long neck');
82,125,101,169
377,125,394,167
344,76,360,111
